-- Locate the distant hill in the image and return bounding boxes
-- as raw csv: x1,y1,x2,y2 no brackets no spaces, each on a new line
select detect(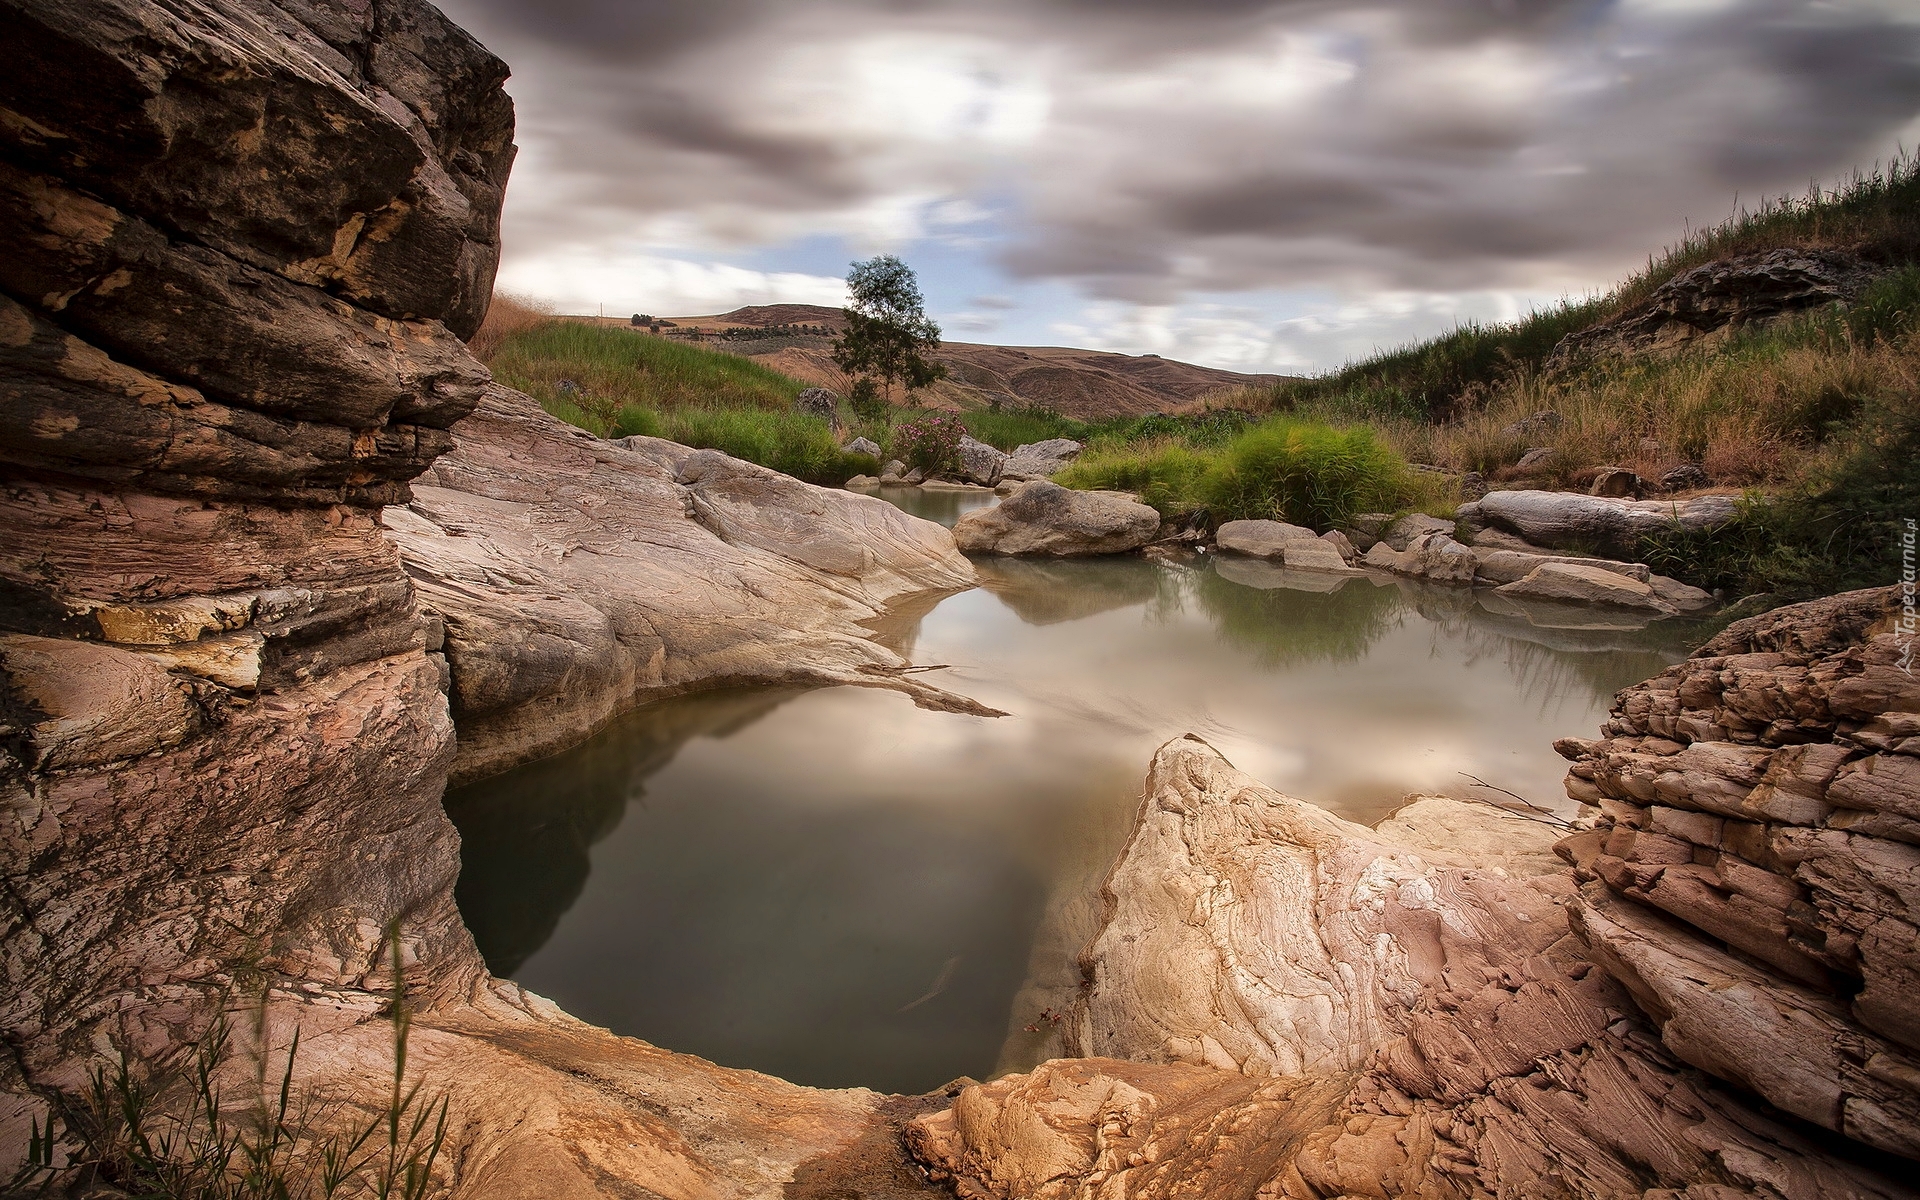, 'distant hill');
578,304,1287,419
